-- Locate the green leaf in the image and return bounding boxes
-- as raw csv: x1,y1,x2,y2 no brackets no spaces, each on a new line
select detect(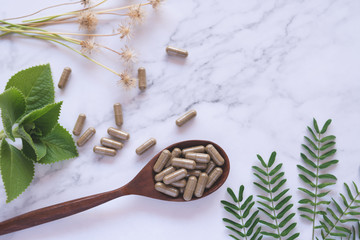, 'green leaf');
268,151,276,168
299,174,315,188
307,126,319,141
259,220,277,229
320,141,336,151
257,201,274,211
247,218,259,236
38,124,78,164
300,153,317,168
238,185,244,202
320,119,332,134
254,173,269,185
318,182,335,189
279,213,295,228
18,102,62,137
344,183,354,201
221,200,239,211
243,202,255,218
224,207,241,219
261,231,279,238
287,233,300,240
298,165,316,178
319,149,336,160
275,196,291,210
319,160,338,169
270,172,284,185
304,136,318,150
300,214,314,222
258,207,275,220
241,195,253,210
302,144,317,159
313,118,320,133
277,204,293,219
227,187,238,203
245,210,259,228
254,182,270,193
252,166,268,176
298,207,314,214
280,222,296,236
257,154,267,168
269,163,282,176
226,226,245,237
0,139,34,202
334,226,351,234
318,174,337,180
298,187,316,198
223,218,243,229
272,179,286,193
320,135,336,143
16,126,46,161
273,189,290,202
0,88,26,140
5,64,54,113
